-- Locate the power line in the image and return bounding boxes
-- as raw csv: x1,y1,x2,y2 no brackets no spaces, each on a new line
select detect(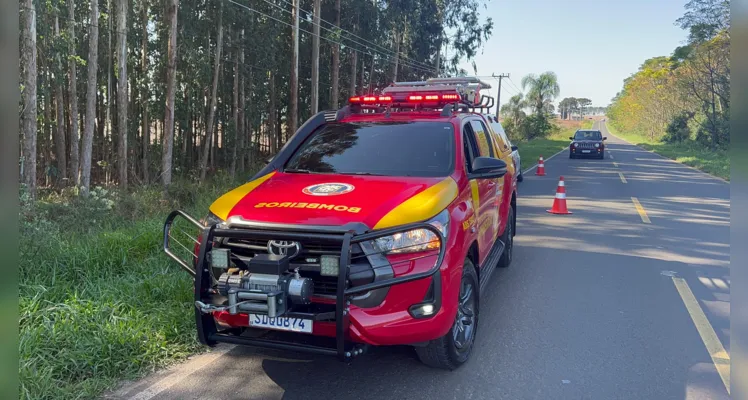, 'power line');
507,77,522,94
226,0,436,75
274,0,436,72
